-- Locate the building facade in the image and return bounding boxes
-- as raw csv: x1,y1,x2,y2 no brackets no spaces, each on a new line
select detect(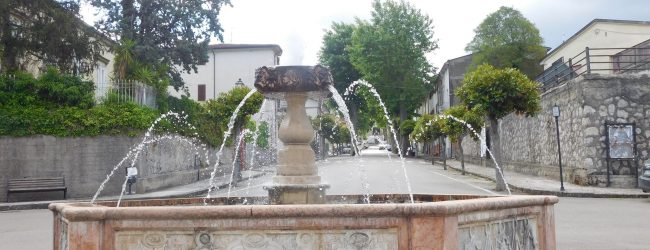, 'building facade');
169,44,282,101
416,54,474,157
